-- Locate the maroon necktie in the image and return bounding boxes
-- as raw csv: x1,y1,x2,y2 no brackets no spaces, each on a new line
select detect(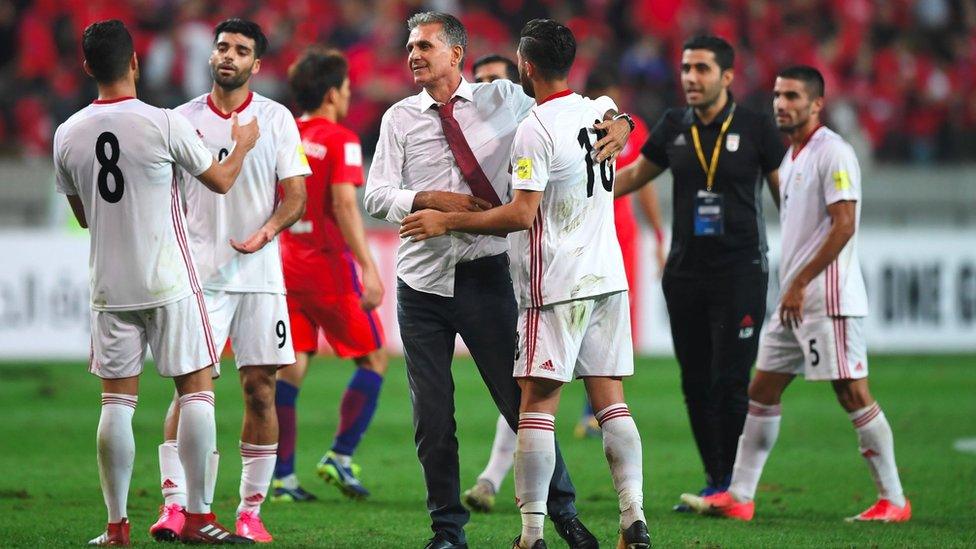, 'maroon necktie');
435,98,503,207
